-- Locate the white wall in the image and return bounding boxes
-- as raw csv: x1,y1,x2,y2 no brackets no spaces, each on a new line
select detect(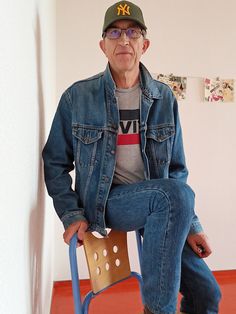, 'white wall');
55,0,236,280
0,1,56,313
